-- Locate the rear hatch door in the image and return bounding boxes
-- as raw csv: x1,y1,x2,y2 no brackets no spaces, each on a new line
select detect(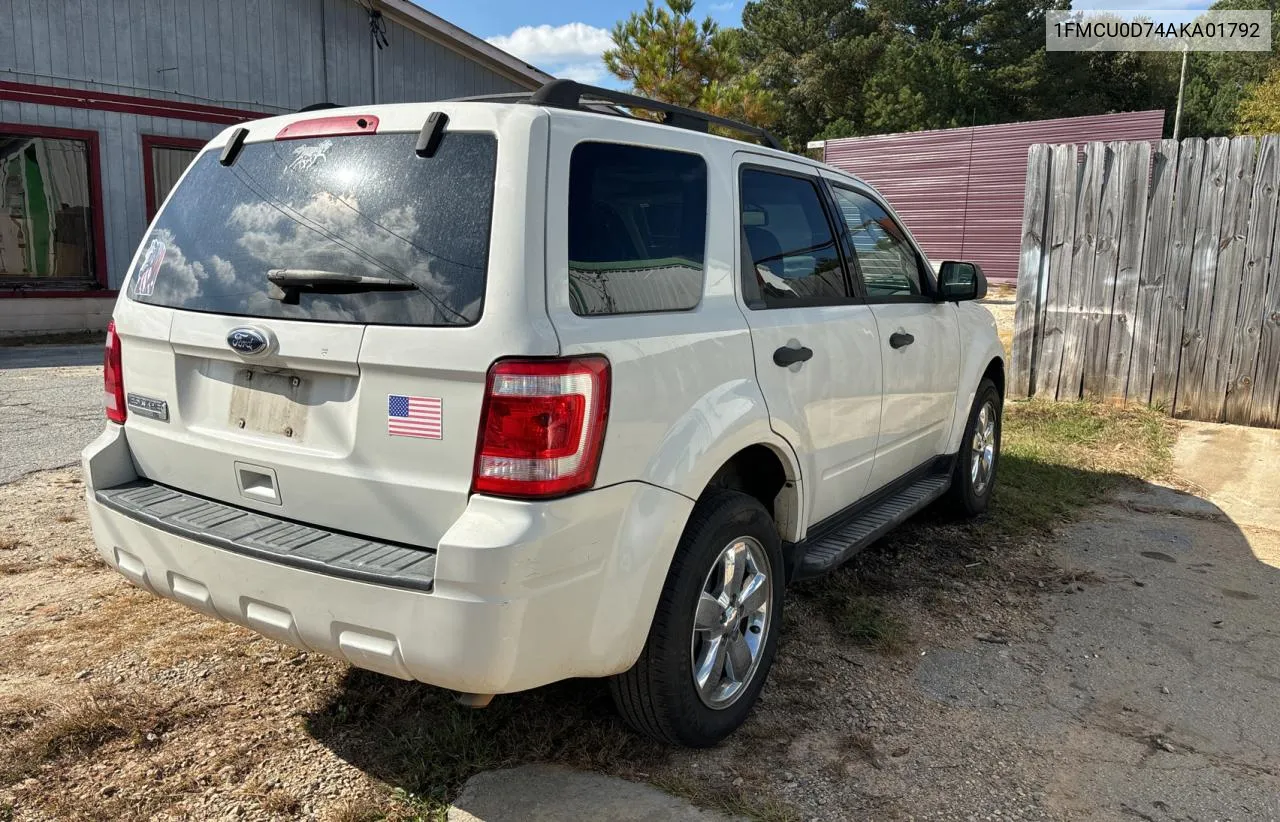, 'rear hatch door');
113,105,554,548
